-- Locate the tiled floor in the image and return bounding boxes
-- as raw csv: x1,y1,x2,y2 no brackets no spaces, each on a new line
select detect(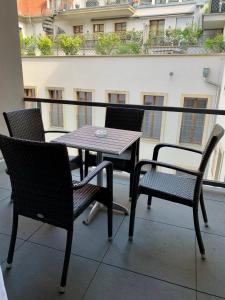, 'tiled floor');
1,169,225,300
